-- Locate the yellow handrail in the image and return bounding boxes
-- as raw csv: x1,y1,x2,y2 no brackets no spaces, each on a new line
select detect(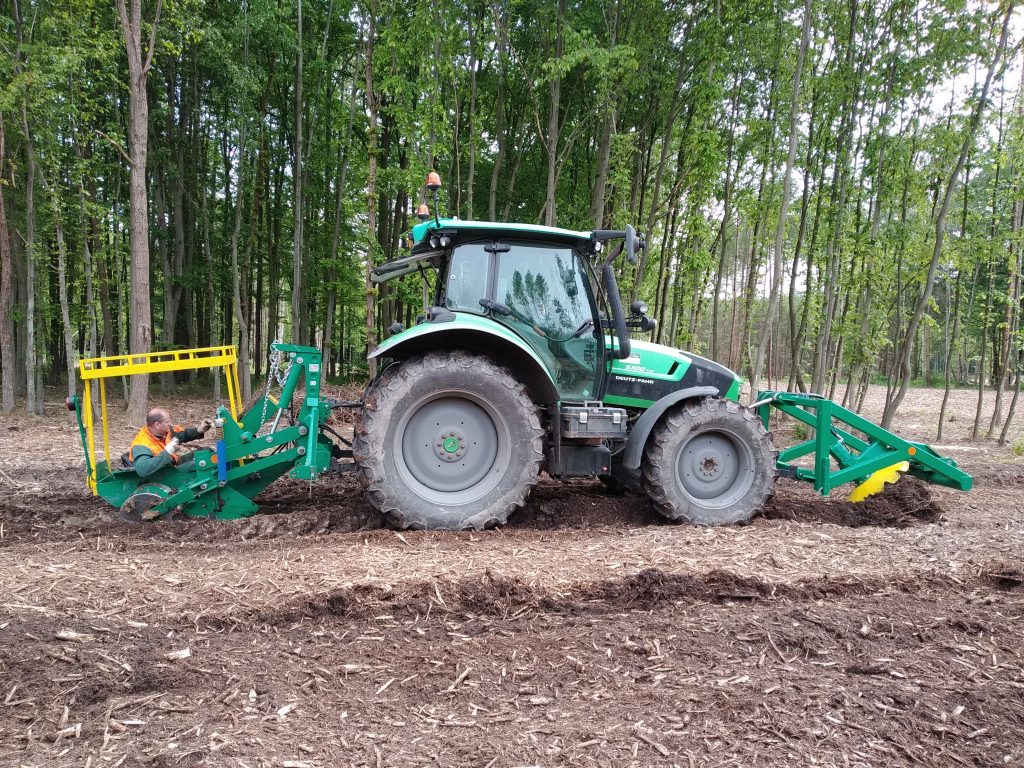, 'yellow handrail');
79,345,238,379
77,345,242,493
